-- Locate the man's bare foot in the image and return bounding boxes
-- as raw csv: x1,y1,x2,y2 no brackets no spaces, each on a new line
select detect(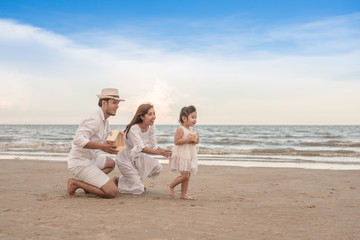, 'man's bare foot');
180,195,194,200
112,176,119,186
66,178,78,197
167,184,174,198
